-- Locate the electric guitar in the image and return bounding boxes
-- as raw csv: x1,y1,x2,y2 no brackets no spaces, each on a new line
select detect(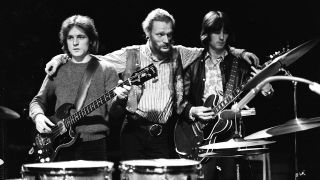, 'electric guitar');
29,64,157,163
174,49,288,162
